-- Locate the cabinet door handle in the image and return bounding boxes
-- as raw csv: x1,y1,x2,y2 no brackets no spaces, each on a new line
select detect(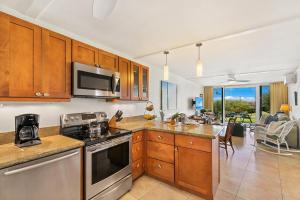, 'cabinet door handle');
137,163,140,168
35,92,42,97
189,141,193,145
175,147,178,151
157,164,162,169
43,92,50,97
158,135,162,140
